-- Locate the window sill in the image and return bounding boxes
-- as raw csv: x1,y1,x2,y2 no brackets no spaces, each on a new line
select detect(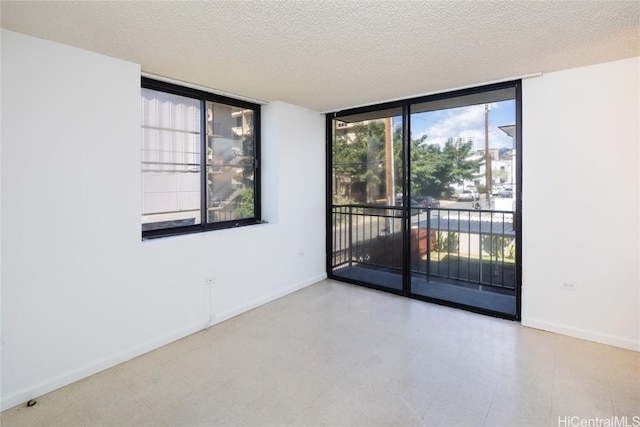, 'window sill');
142,219,267,241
